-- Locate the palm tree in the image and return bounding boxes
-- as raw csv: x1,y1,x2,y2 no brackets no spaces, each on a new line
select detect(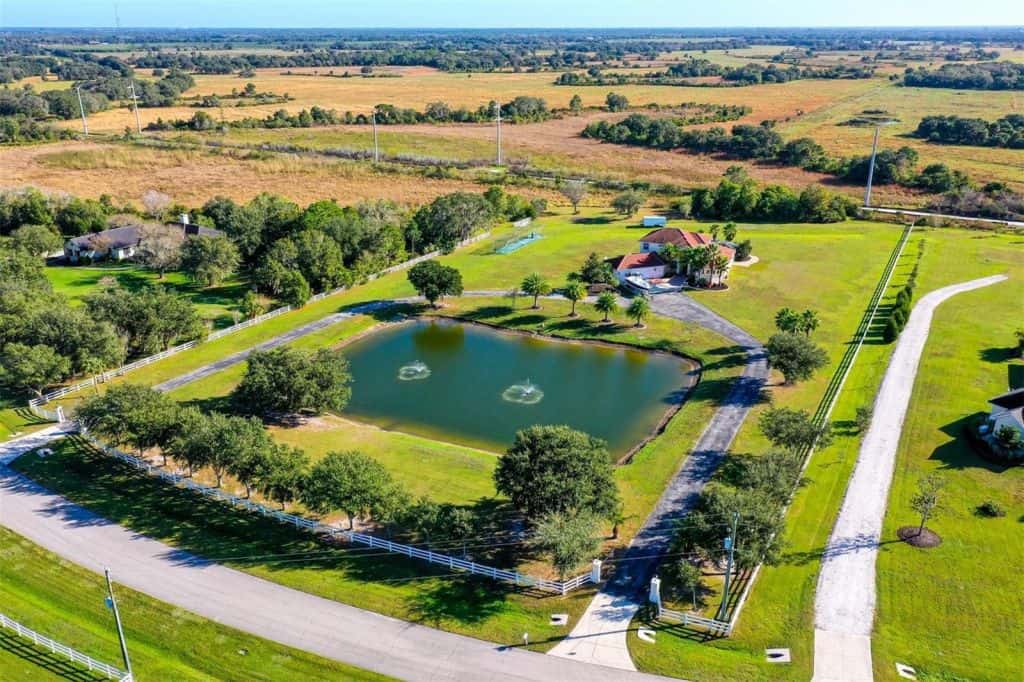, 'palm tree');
660,243,685,276
710,253,731,287
799,309,820,336
521,273,551,309
688,245,714,286
595,291,618,323
563,280,587,317
627,296,651,327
